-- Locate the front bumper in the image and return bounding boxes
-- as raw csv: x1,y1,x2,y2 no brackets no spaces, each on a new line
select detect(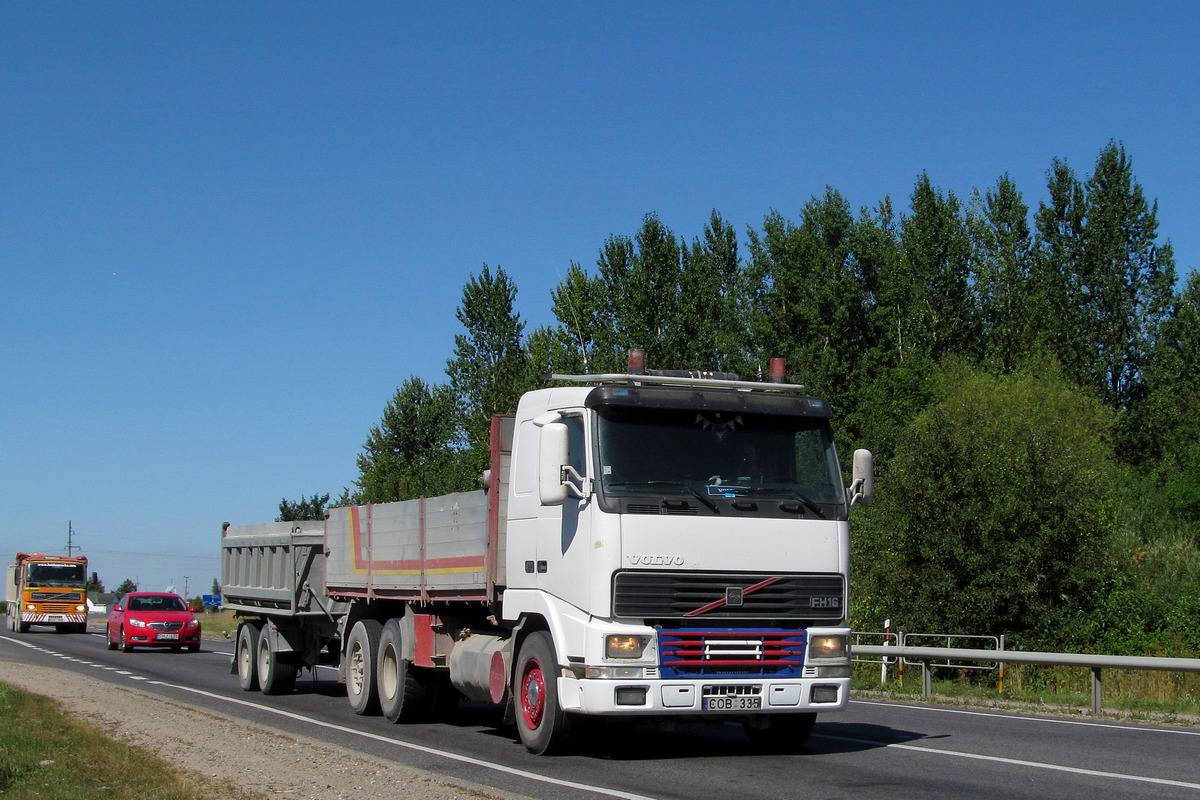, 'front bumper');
557,674,850,716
